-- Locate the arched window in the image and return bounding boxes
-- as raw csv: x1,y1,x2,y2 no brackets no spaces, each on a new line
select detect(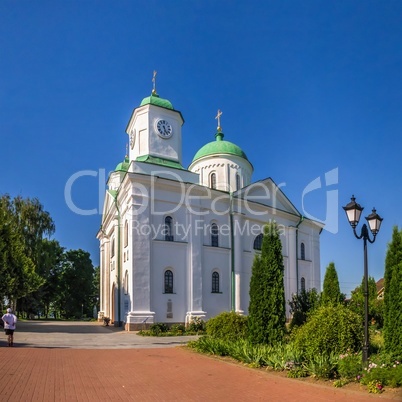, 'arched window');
164,270,173,293
111,238,115,258
253,233,263,251
211,223,219,247
212,272,220,293
124,220,128,248
164,216,174,241
210,172,217,189
301,277,306,292
236,174,241,191
301,243,305,260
